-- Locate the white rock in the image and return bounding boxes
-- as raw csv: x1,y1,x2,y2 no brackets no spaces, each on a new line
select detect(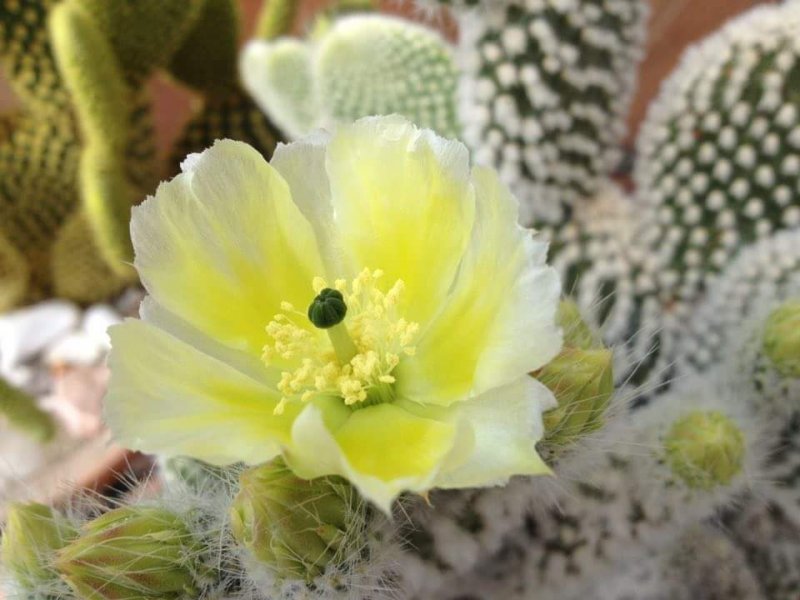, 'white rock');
82,304,122,349
45,332,104,367
0,301,80,375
